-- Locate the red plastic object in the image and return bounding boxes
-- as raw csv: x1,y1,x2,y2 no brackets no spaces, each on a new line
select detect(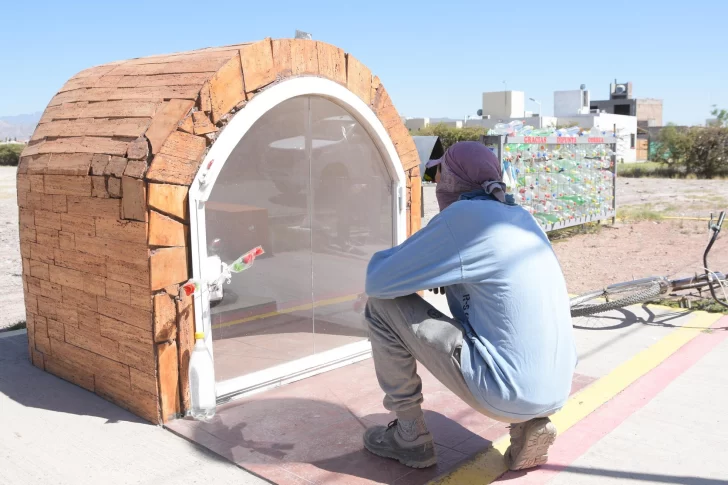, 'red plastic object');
182,281,197,297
